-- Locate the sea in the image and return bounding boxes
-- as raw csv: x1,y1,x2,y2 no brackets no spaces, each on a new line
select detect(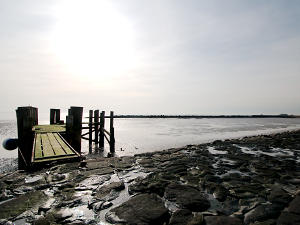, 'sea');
2,117,300,159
